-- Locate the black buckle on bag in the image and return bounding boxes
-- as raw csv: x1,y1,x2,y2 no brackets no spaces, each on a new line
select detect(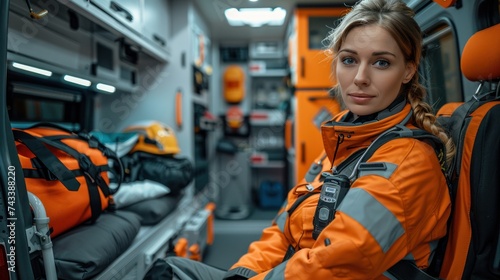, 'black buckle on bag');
85,134,100,149
79,154,97,182
79,154,110,196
